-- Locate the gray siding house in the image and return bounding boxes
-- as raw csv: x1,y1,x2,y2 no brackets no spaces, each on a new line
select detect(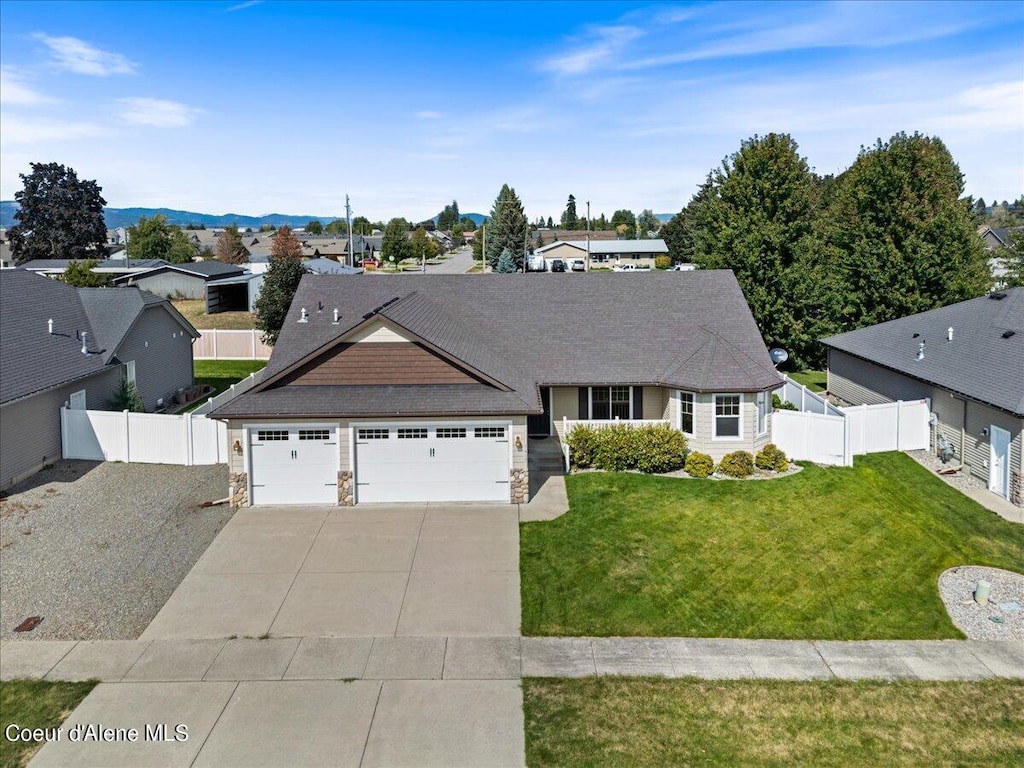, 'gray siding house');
0,271,199,489
113,262,246,300
823,289,1024,506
